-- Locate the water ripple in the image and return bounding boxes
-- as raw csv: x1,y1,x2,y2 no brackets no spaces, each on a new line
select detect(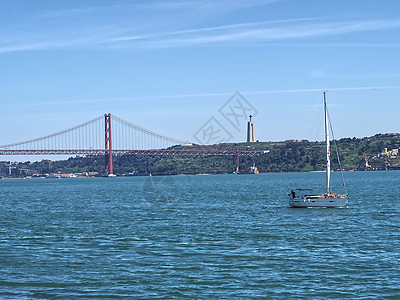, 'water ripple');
0,172,399,298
